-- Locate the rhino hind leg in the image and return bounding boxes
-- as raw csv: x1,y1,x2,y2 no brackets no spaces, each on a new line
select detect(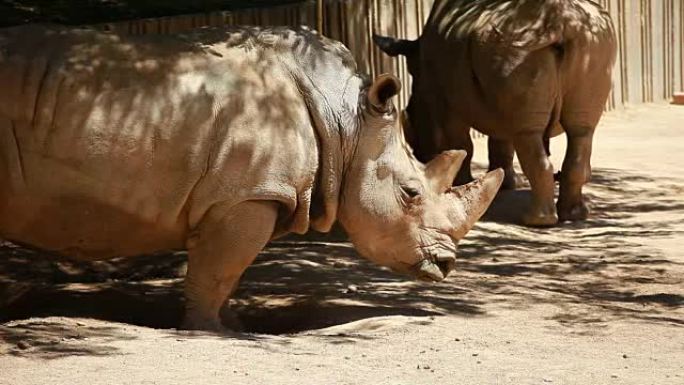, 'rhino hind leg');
557,129,594,222
487,137,518,190
183,200,278,332
513,134,558,226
